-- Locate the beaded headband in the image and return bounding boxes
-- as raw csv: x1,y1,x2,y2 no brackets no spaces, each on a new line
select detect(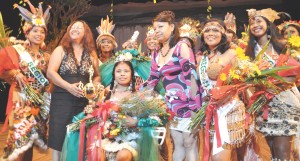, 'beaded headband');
201,21,225,35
